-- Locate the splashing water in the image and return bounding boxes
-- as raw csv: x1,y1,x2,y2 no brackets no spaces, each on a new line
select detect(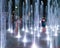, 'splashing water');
0,0,7,48
47,0,59,48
